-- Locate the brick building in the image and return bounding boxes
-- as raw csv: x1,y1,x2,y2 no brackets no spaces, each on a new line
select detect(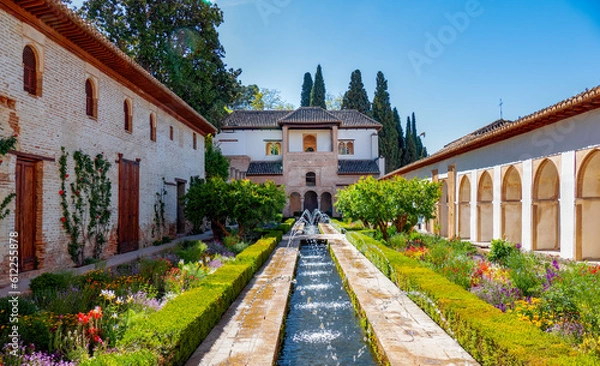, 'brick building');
0,0,215,280
216,107,383,217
